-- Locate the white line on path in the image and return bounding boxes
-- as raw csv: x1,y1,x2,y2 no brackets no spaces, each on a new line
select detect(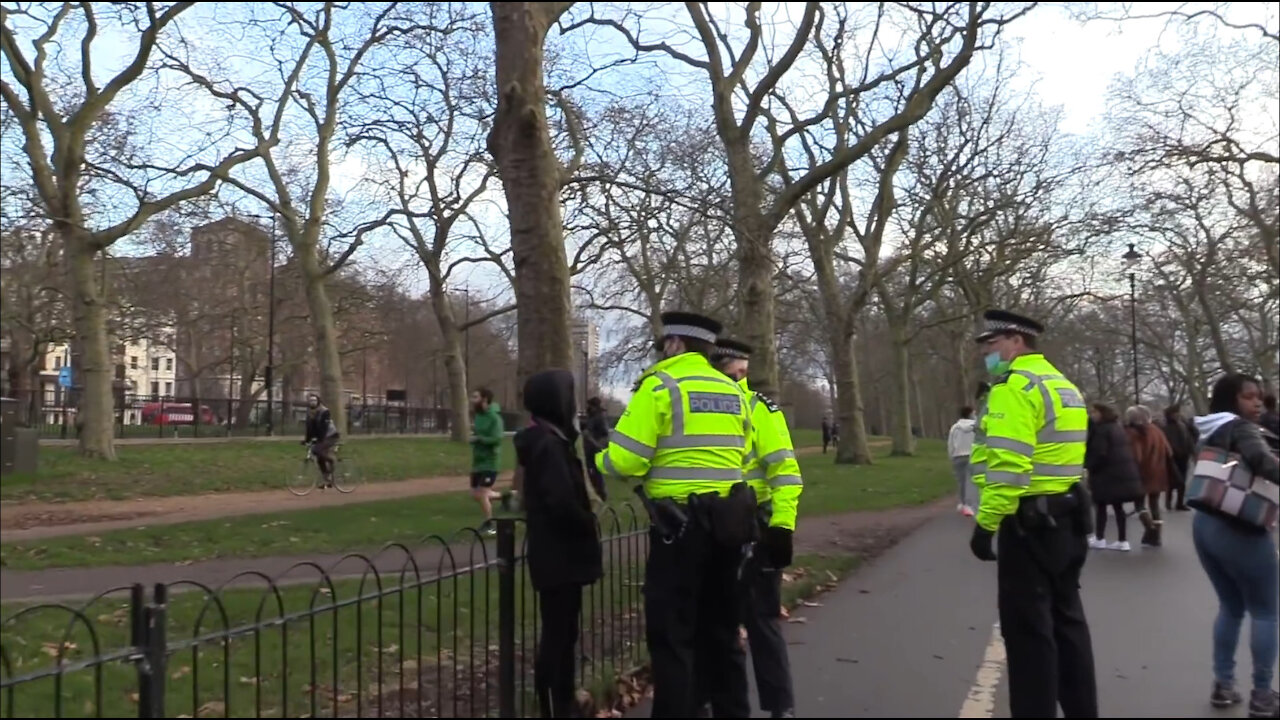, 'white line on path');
959,623,1006,718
